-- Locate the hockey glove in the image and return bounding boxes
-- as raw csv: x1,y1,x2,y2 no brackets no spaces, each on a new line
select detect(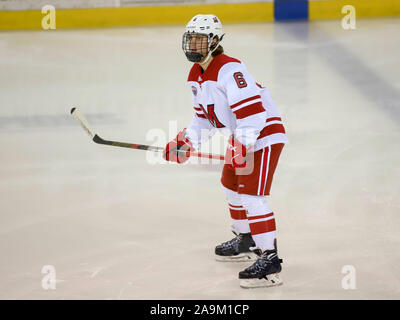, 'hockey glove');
163,128,194,164
225,135,247,169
